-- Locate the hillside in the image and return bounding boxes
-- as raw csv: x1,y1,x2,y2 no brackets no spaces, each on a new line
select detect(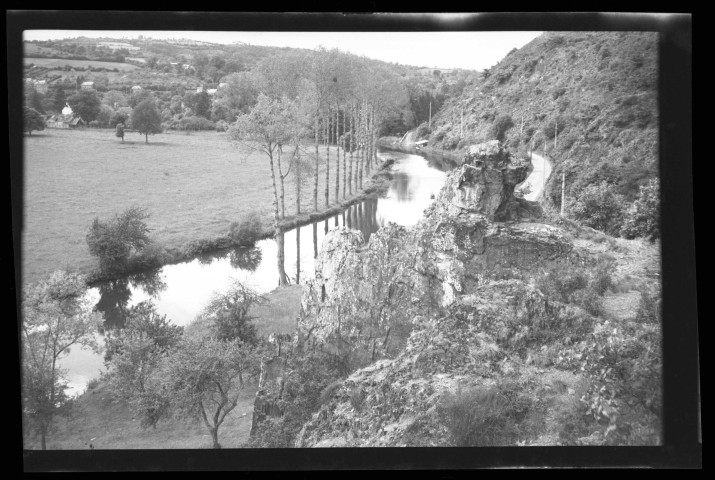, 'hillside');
249,142,662,447
421,31,658,235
